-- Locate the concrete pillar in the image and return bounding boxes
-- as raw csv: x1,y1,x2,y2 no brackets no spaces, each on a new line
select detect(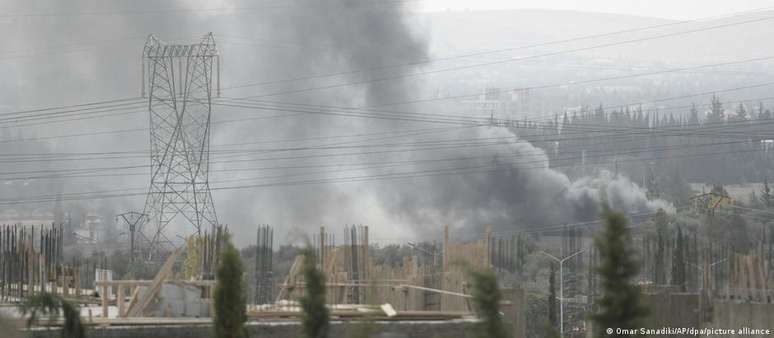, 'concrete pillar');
508,286,526,338
117,284,125,318
485,225,492,267
102,281,109,318
442,225,449,311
